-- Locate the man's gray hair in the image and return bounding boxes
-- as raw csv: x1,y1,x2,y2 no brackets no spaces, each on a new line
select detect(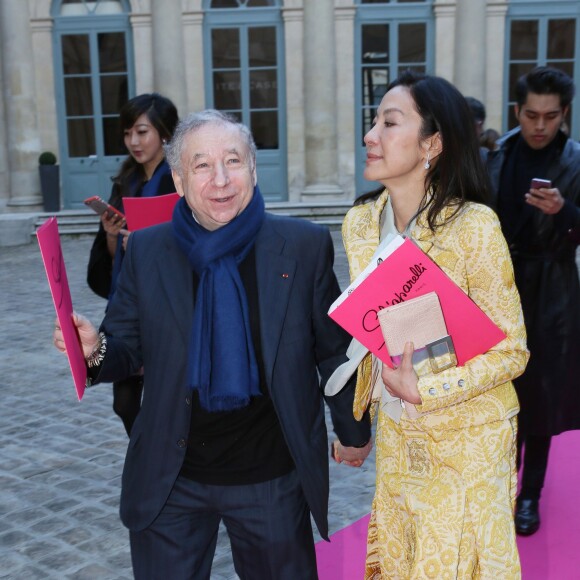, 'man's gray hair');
164,109,257,177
